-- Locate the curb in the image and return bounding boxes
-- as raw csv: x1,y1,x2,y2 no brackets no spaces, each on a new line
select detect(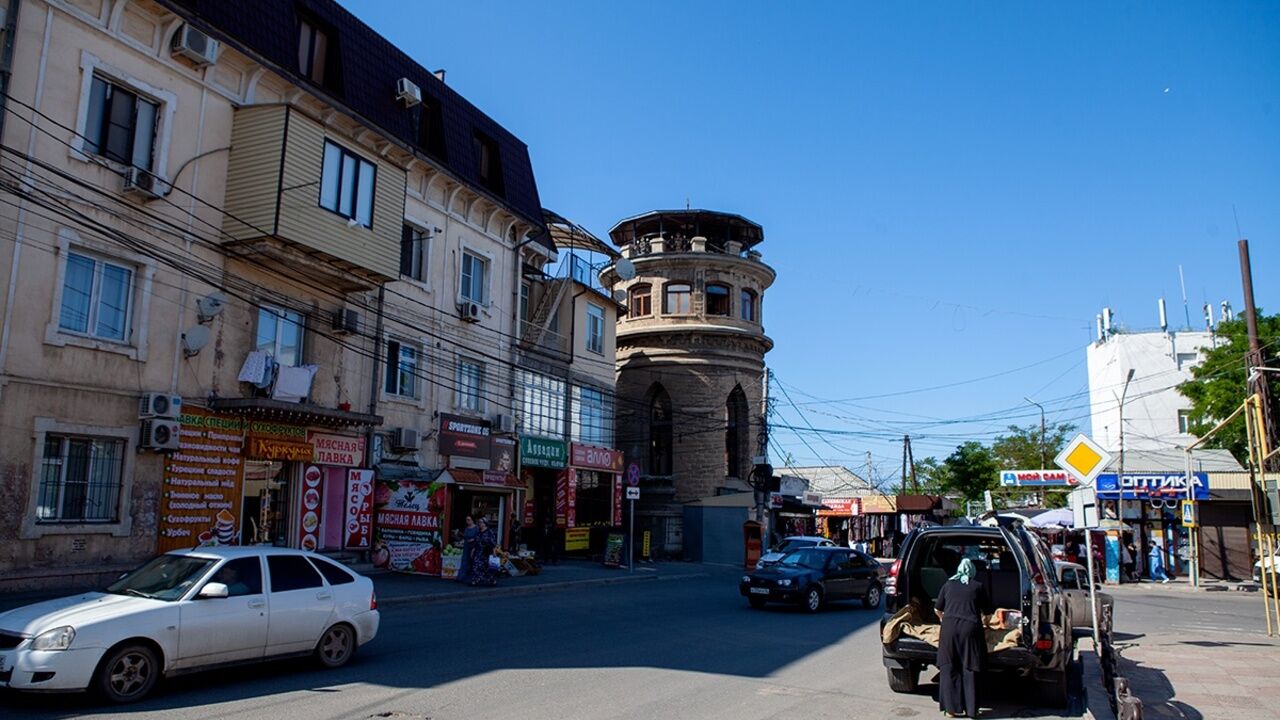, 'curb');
377,571,711,607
